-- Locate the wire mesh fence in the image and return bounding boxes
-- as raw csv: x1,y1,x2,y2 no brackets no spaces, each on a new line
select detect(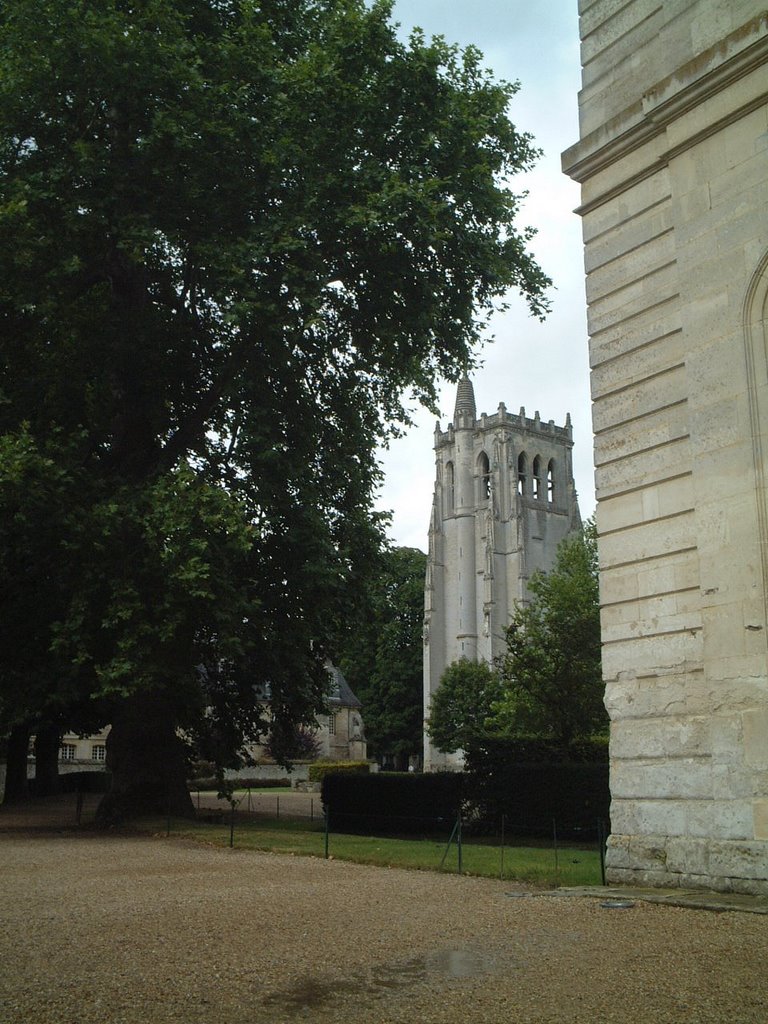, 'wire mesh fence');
0,786,608,887
181,793,608,885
